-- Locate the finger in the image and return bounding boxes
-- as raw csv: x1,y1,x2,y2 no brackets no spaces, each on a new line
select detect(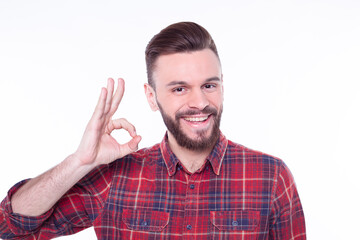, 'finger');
106,118,137,137
104,78,115,115
127,135,142,151
118,135,142,157
109,78,125,116
92,87,107,120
